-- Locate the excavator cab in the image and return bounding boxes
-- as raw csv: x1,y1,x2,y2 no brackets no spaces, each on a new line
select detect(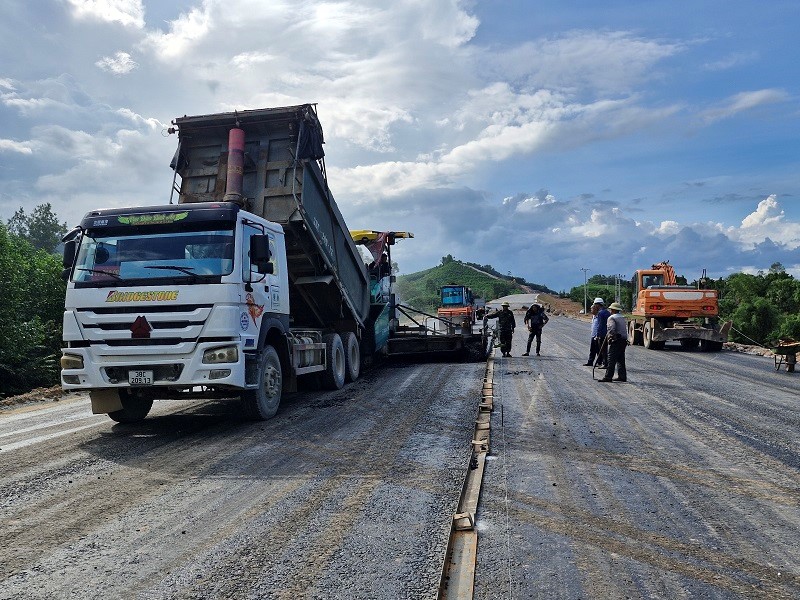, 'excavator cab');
642,274,664,289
